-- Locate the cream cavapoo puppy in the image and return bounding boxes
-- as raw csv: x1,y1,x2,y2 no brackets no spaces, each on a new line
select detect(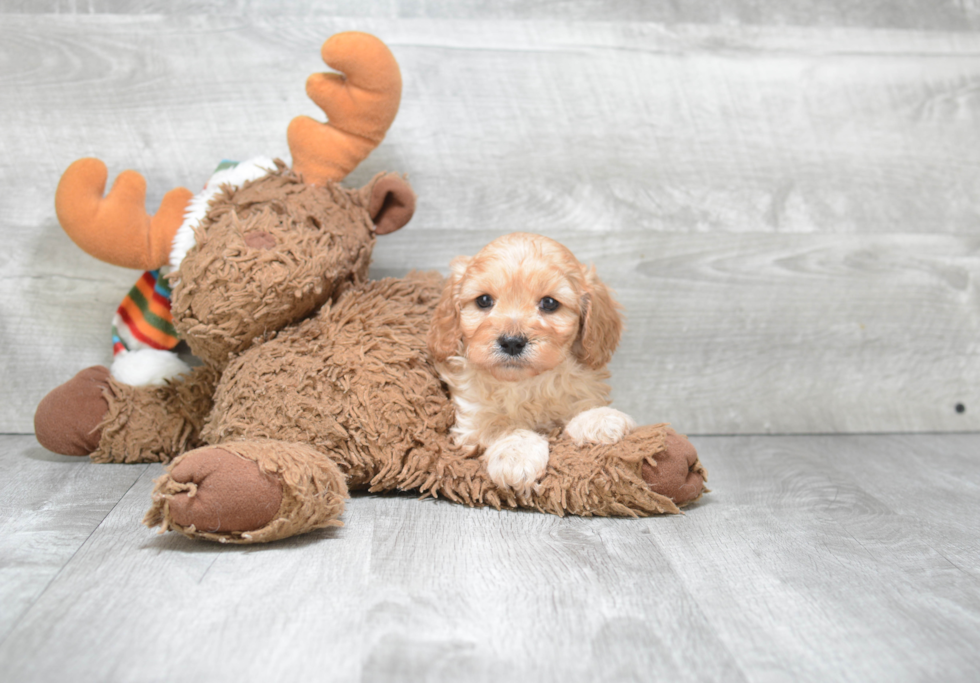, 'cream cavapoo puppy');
427,232,637,496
